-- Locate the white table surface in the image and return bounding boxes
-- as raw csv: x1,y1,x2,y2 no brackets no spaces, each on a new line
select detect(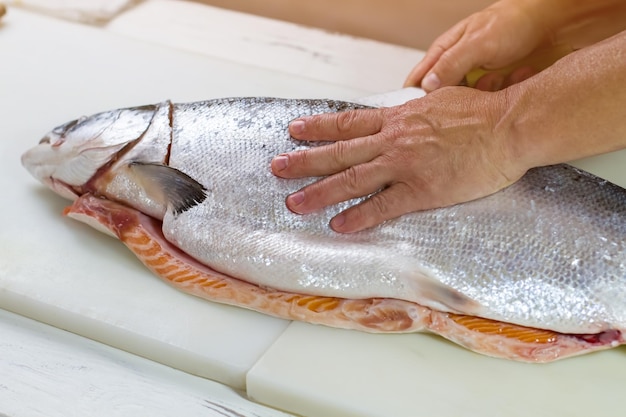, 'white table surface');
1,2,625,417
0,308,291,417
